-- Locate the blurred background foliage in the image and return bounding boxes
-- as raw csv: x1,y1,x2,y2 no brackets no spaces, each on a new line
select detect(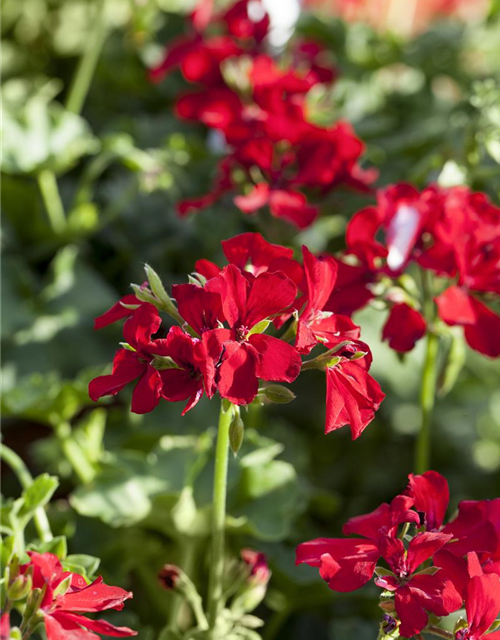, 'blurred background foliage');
1,0,500,638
